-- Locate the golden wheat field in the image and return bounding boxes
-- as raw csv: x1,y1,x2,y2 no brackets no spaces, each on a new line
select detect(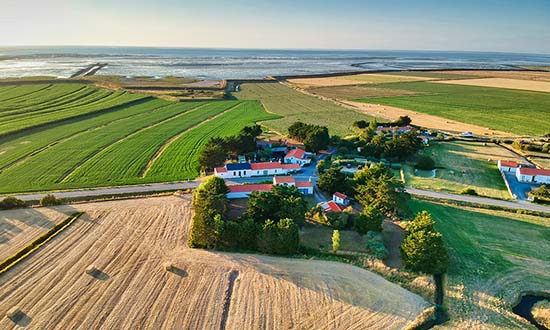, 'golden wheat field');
0,196,429,330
